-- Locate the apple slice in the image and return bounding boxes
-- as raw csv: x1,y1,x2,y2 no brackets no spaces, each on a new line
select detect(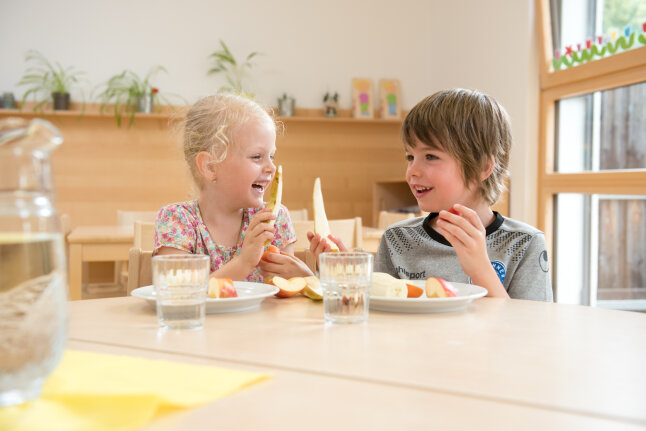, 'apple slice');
312,177,339,251
370,272,408,298
272,276,306,298
263,165,283,245
207,278,238,298
302,276,323,300
406,283,424,298
425,277,457,298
